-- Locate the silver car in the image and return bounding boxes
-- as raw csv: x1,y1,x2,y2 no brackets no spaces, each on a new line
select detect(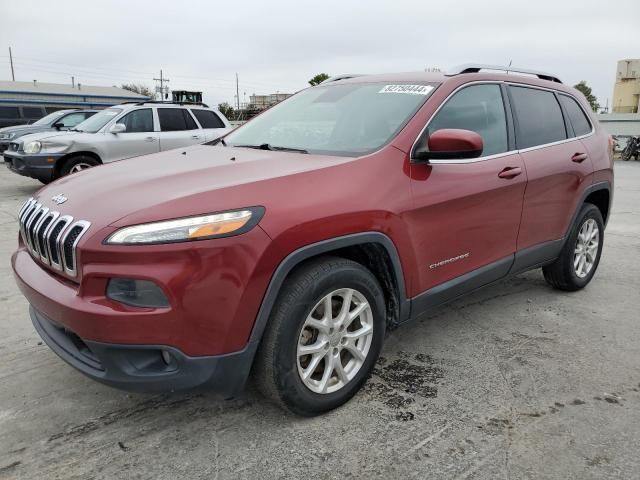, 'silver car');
3,102,232,183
